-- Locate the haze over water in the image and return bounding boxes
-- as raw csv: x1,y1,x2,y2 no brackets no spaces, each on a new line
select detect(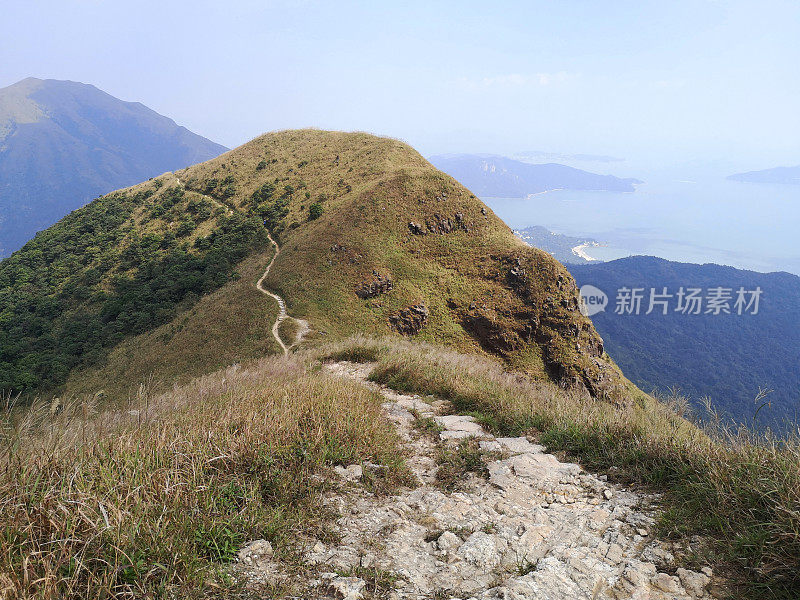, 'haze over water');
484,161,800,276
